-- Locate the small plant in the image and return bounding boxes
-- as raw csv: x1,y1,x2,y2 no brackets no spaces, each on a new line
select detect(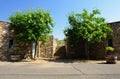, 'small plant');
106,46,117,64
106,47,114,52
106,46,114,55
13,47,20,52
9,47,21,55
